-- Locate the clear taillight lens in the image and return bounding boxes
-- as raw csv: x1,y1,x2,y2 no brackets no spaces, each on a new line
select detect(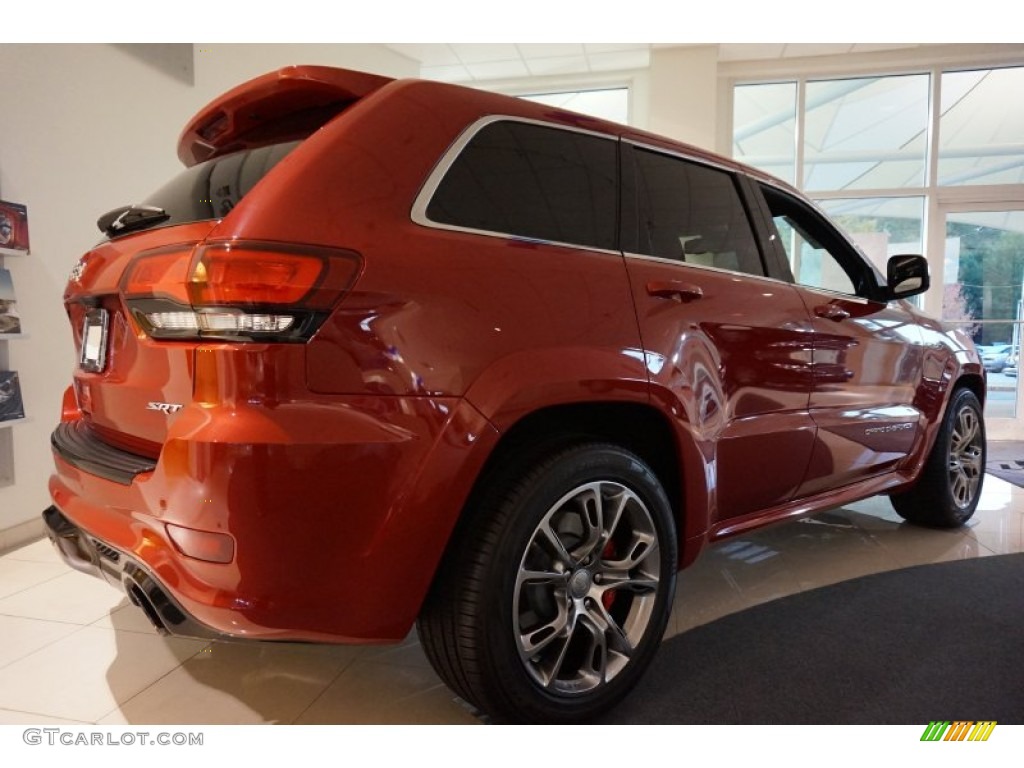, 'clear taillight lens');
145,311,296,333
121,241,361,341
